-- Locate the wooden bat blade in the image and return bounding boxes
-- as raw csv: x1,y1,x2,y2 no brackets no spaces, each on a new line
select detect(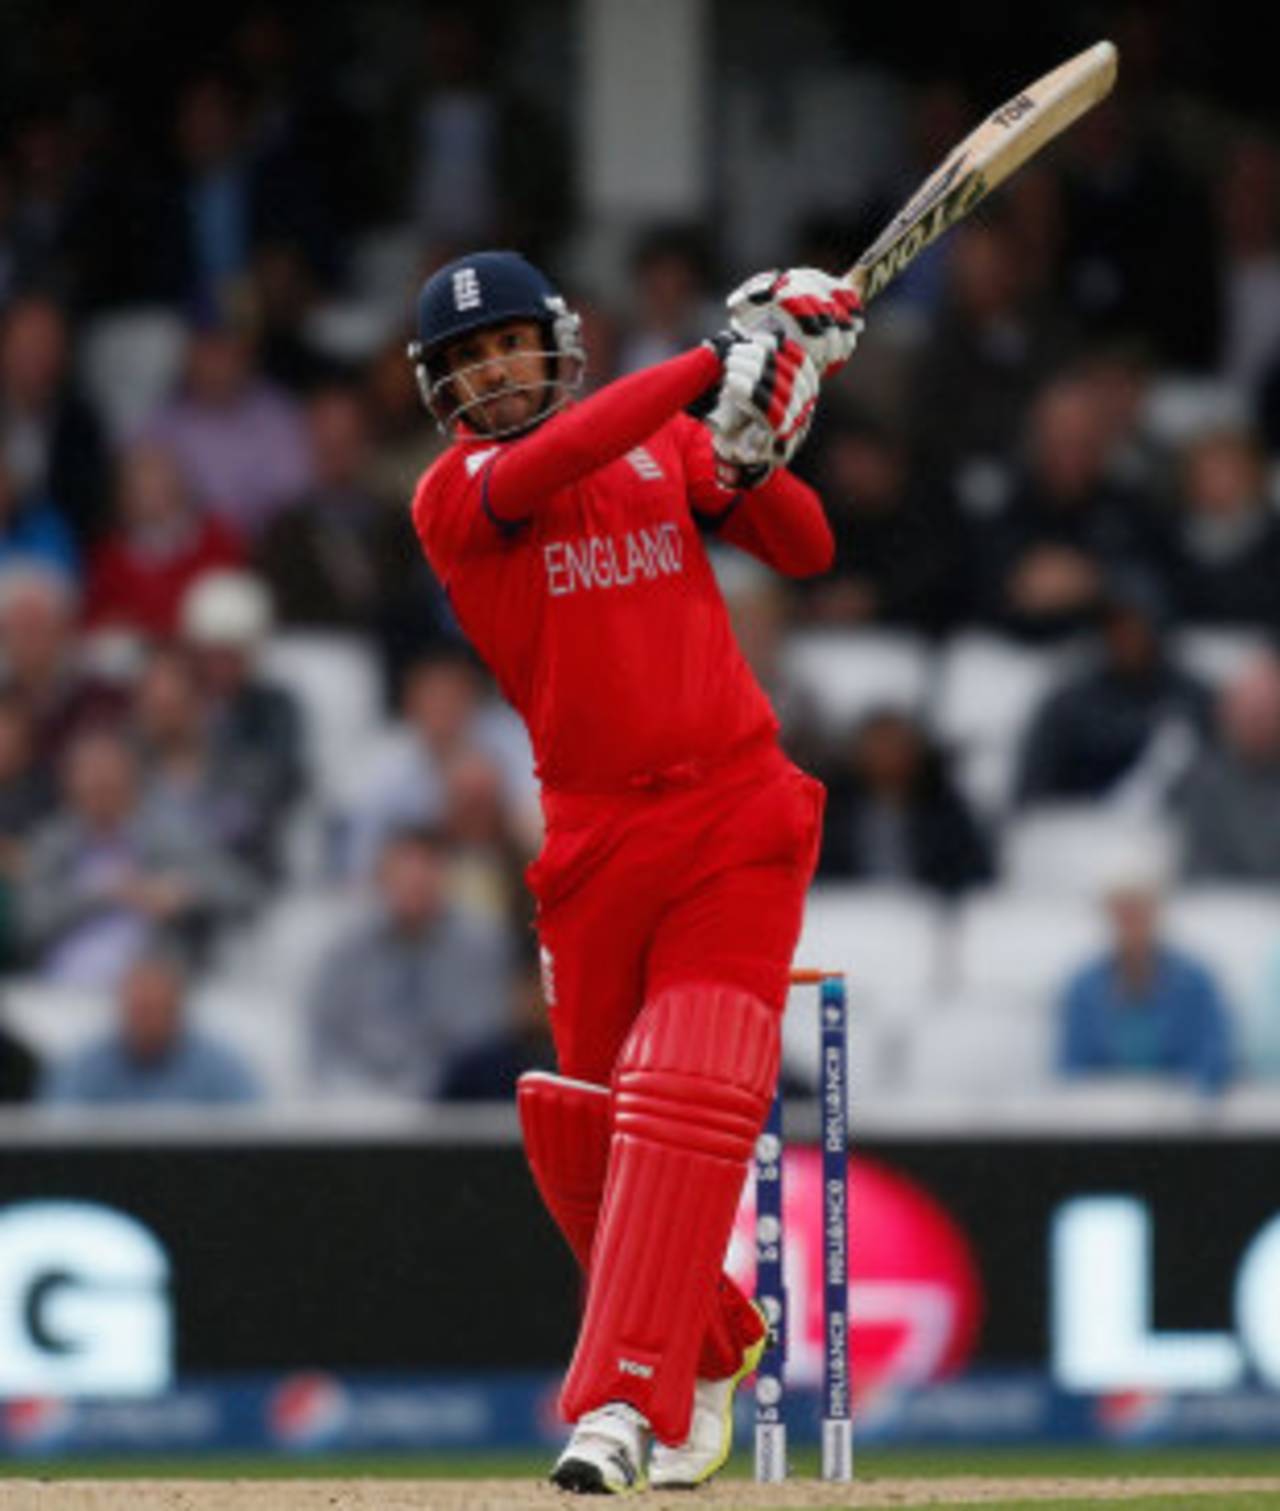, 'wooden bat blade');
848,40,1118,304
